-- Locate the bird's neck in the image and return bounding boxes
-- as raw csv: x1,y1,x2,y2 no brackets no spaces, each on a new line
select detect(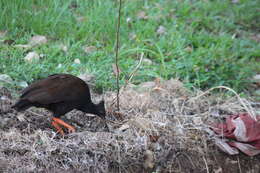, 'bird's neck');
81,102,98,114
